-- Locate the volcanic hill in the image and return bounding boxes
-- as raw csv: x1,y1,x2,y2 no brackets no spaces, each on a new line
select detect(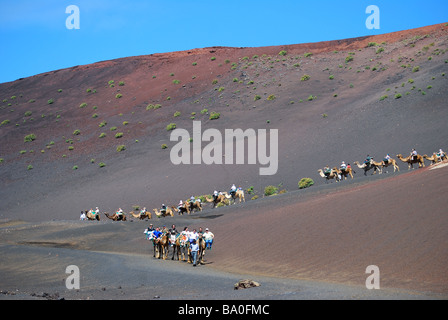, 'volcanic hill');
0,22,447,220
